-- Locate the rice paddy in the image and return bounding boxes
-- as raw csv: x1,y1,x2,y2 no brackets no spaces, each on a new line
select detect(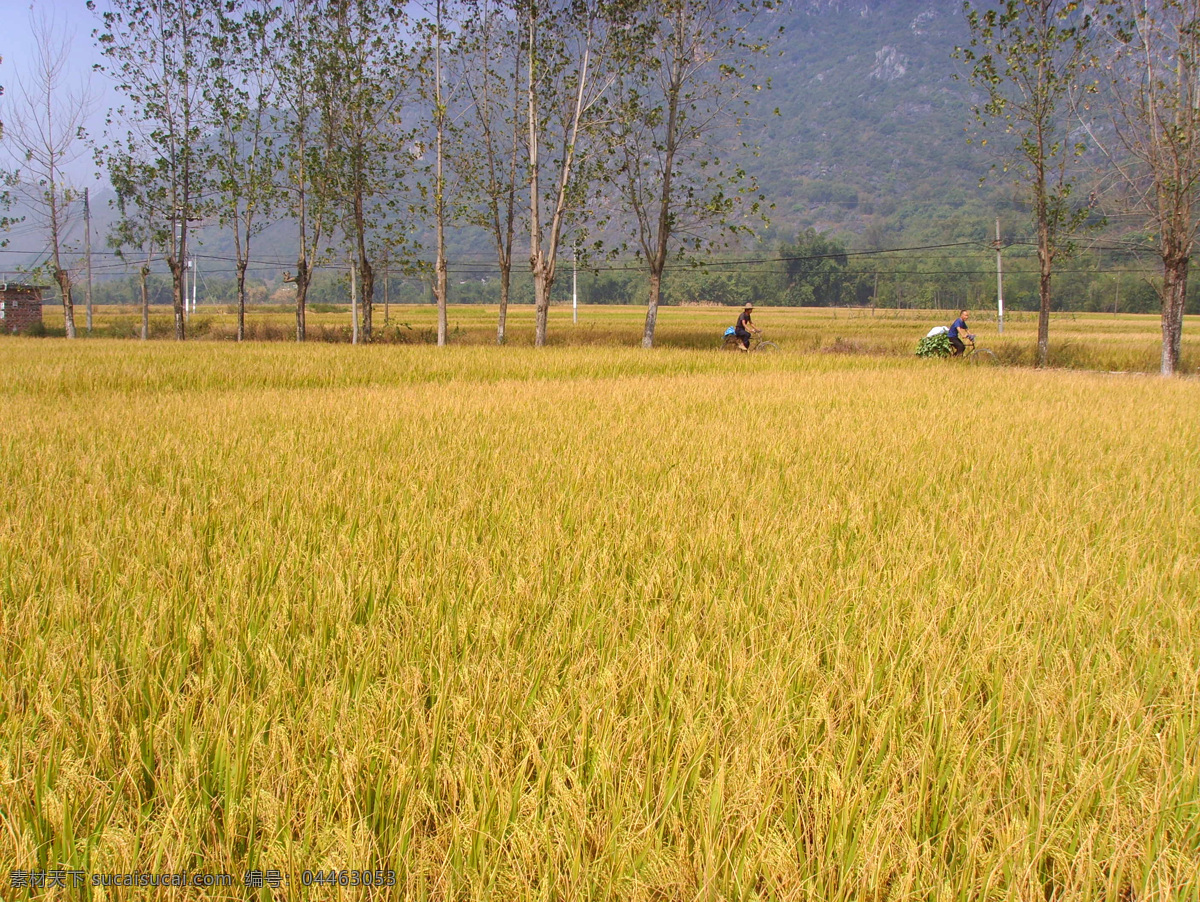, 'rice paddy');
34,303,1200,374
1,319,1197,900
